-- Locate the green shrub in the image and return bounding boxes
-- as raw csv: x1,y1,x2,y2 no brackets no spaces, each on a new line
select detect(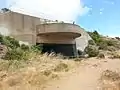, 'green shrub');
21,44,29,51
0,34,44,60
88,31,120,51
88,40,96,45
106,40,116,46
107,46,116,51
97,53,105,59
98,39,119,51
88,30,101,45
4,36,20,49
4,48,29,60
31,44,42,53
0,35,20,49
98,40,108,50
0,34,4,44
84,45,99,57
